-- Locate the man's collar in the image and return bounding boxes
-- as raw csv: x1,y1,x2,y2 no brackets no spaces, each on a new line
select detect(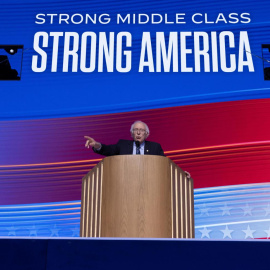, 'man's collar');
133,141,145,147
